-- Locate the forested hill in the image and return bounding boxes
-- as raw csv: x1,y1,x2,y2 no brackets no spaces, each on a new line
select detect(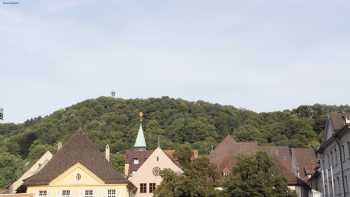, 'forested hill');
1,96,350,187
